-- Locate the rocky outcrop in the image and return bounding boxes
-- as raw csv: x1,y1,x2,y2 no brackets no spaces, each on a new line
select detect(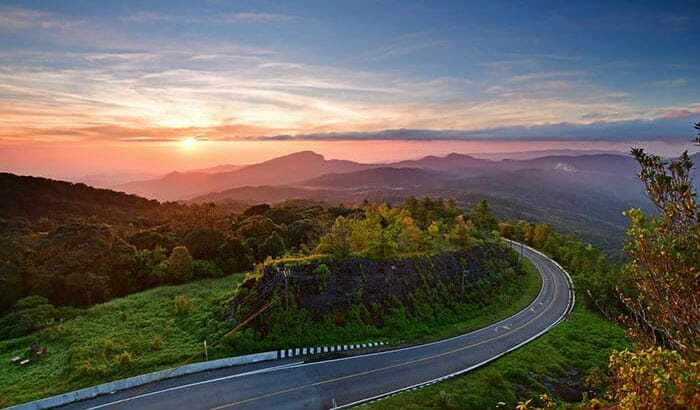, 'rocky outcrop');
224,243,519,326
